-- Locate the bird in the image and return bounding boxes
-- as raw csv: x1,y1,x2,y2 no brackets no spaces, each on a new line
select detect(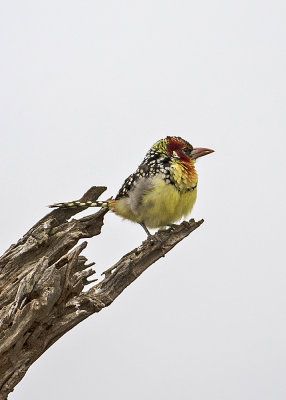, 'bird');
49,136,214,237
